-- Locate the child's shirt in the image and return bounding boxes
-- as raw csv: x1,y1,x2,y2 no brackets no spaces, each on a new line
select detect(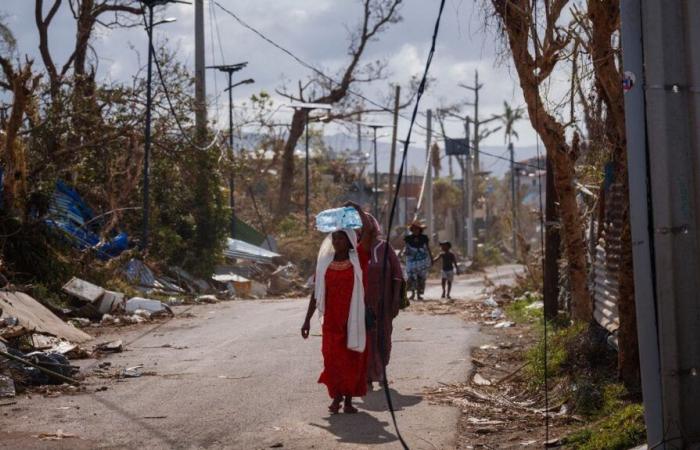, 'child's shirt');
440,251,457,271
